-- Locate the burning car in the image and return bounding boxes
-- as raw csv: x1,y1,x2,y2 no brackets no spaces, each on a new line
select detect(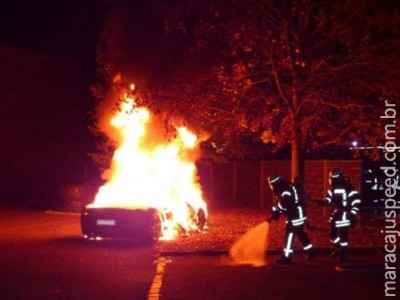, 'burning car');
81,206,161,242
81,82,208,241
81,204,206,242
